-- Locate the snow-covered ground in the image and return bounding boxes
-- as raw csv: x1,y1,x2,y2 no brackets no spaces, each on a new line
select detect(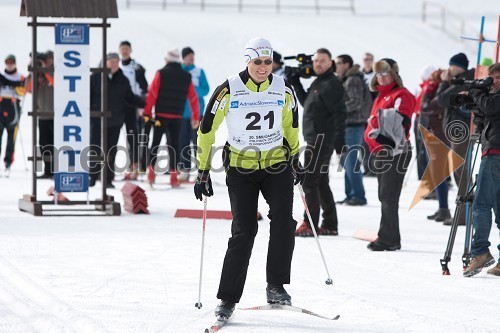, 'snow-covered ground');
1,1,500,332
